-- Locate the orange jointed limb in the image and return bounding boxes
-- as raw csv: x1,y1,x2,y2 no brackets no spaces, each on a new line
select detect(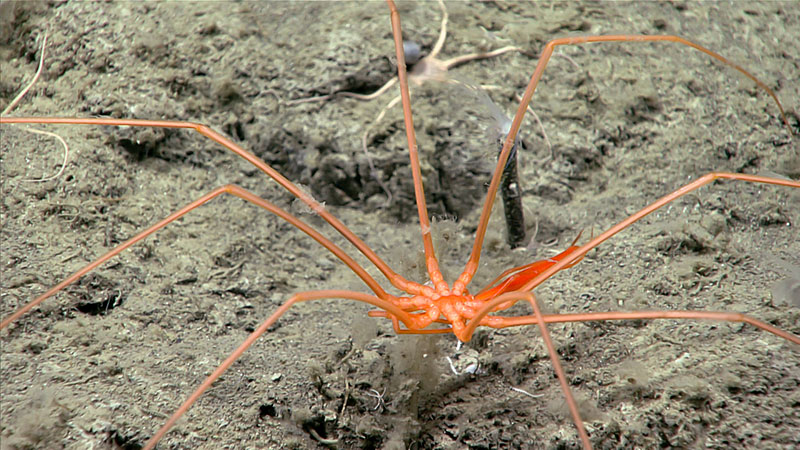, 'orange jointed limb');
518,172,800,294
0,116,430,297
455,35,794,297
481,310,800,346
523,292,592,449
0,184,390,331
142,290,415,449
387,0,449,296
